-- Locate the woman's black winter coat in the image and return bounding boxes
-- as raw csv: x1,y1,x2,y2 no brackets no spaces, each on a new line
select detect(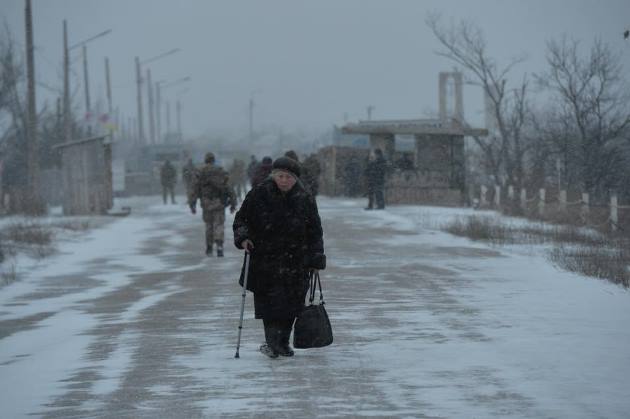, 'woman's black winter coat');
233,178,325,320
